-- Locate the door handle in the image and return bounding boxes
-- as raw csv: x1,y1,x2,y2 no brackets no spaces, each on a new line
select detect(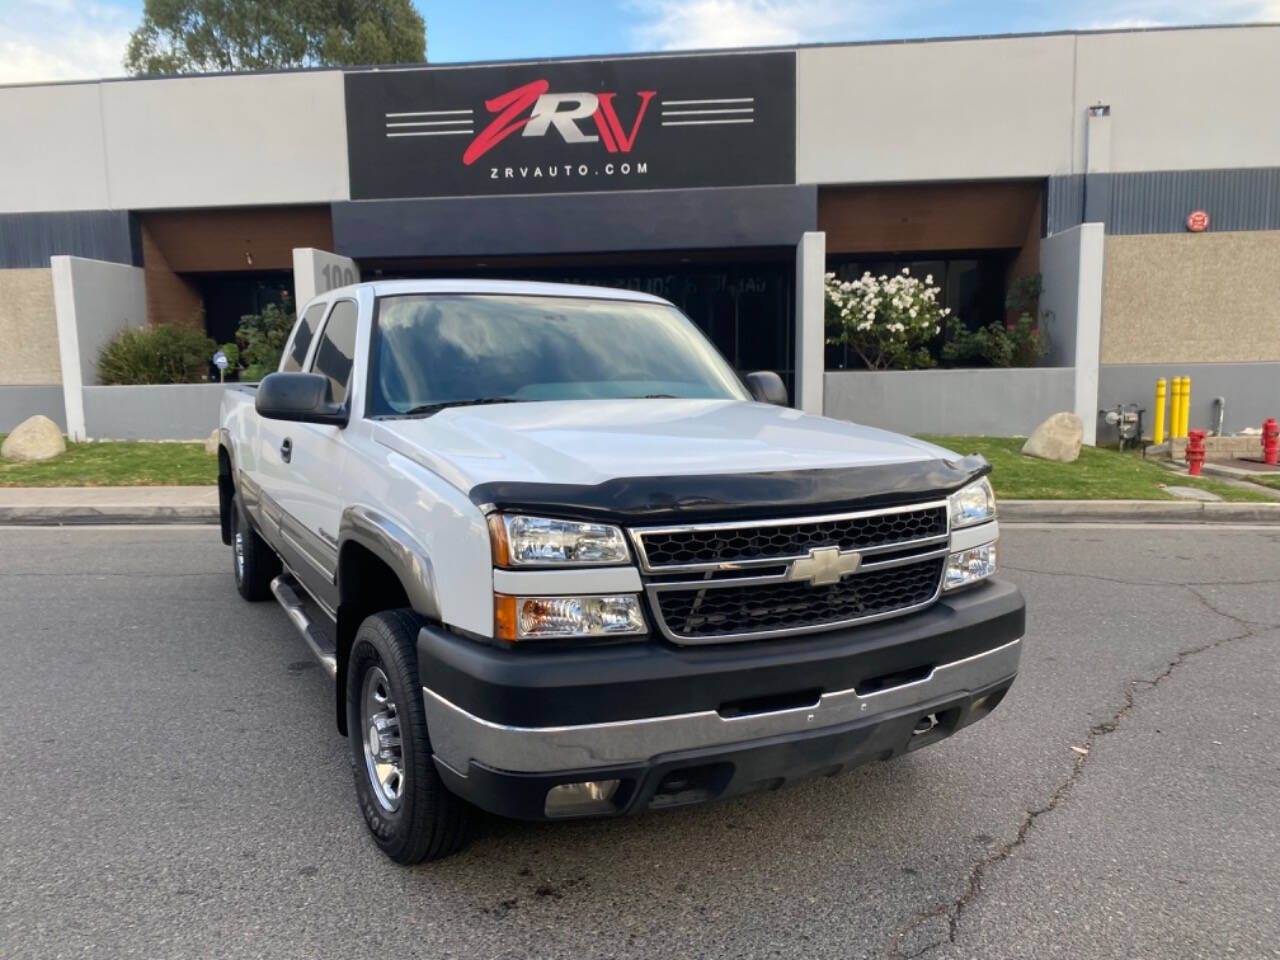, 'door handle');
280,438,292,463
